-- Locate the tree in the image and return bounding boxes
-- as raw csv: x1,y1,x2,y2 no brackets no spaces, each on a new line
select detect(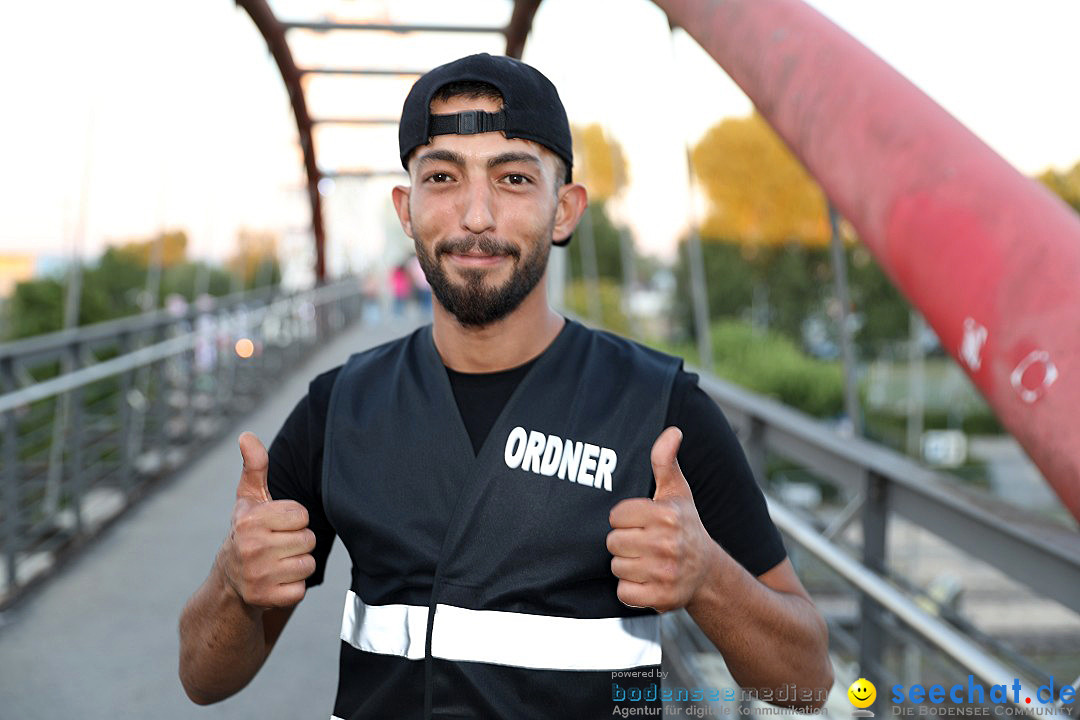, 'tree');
89,247,147,314
7,276,64,339
572,124,628,203
671,239,754,337
228,229,281,289
3,232,238,341
1038,160,1080,215
112,230,189,268
676,113,917,355
847,246,912,354
565,125,635,285
671,236,913,355
691,113,830,247
161,262,234,299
